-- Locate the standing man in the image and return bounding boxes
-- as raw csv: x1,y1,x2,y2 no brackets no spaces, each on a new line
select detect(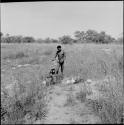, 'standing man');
53,45,66,76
